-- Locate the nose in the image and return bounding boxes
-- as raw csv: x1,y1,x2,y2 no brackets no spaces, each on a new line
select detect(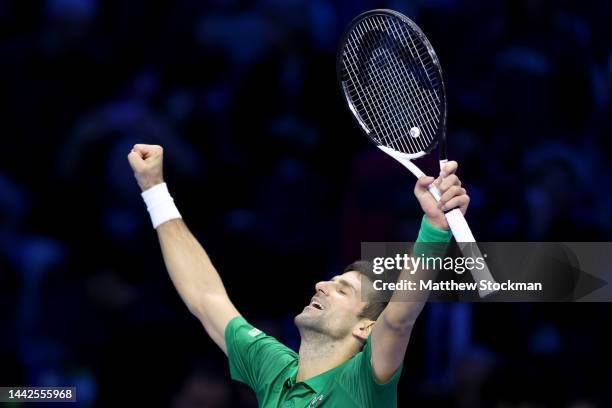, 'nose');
315,281,329,295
